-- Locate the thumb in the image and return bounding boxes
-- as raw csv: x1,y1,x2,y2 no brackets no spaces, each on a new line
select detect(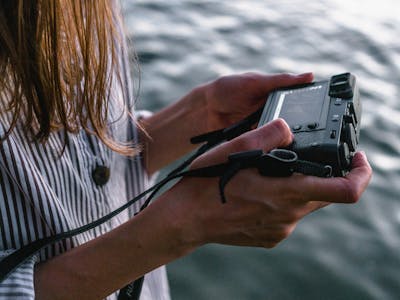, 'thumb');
192,118,293,167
